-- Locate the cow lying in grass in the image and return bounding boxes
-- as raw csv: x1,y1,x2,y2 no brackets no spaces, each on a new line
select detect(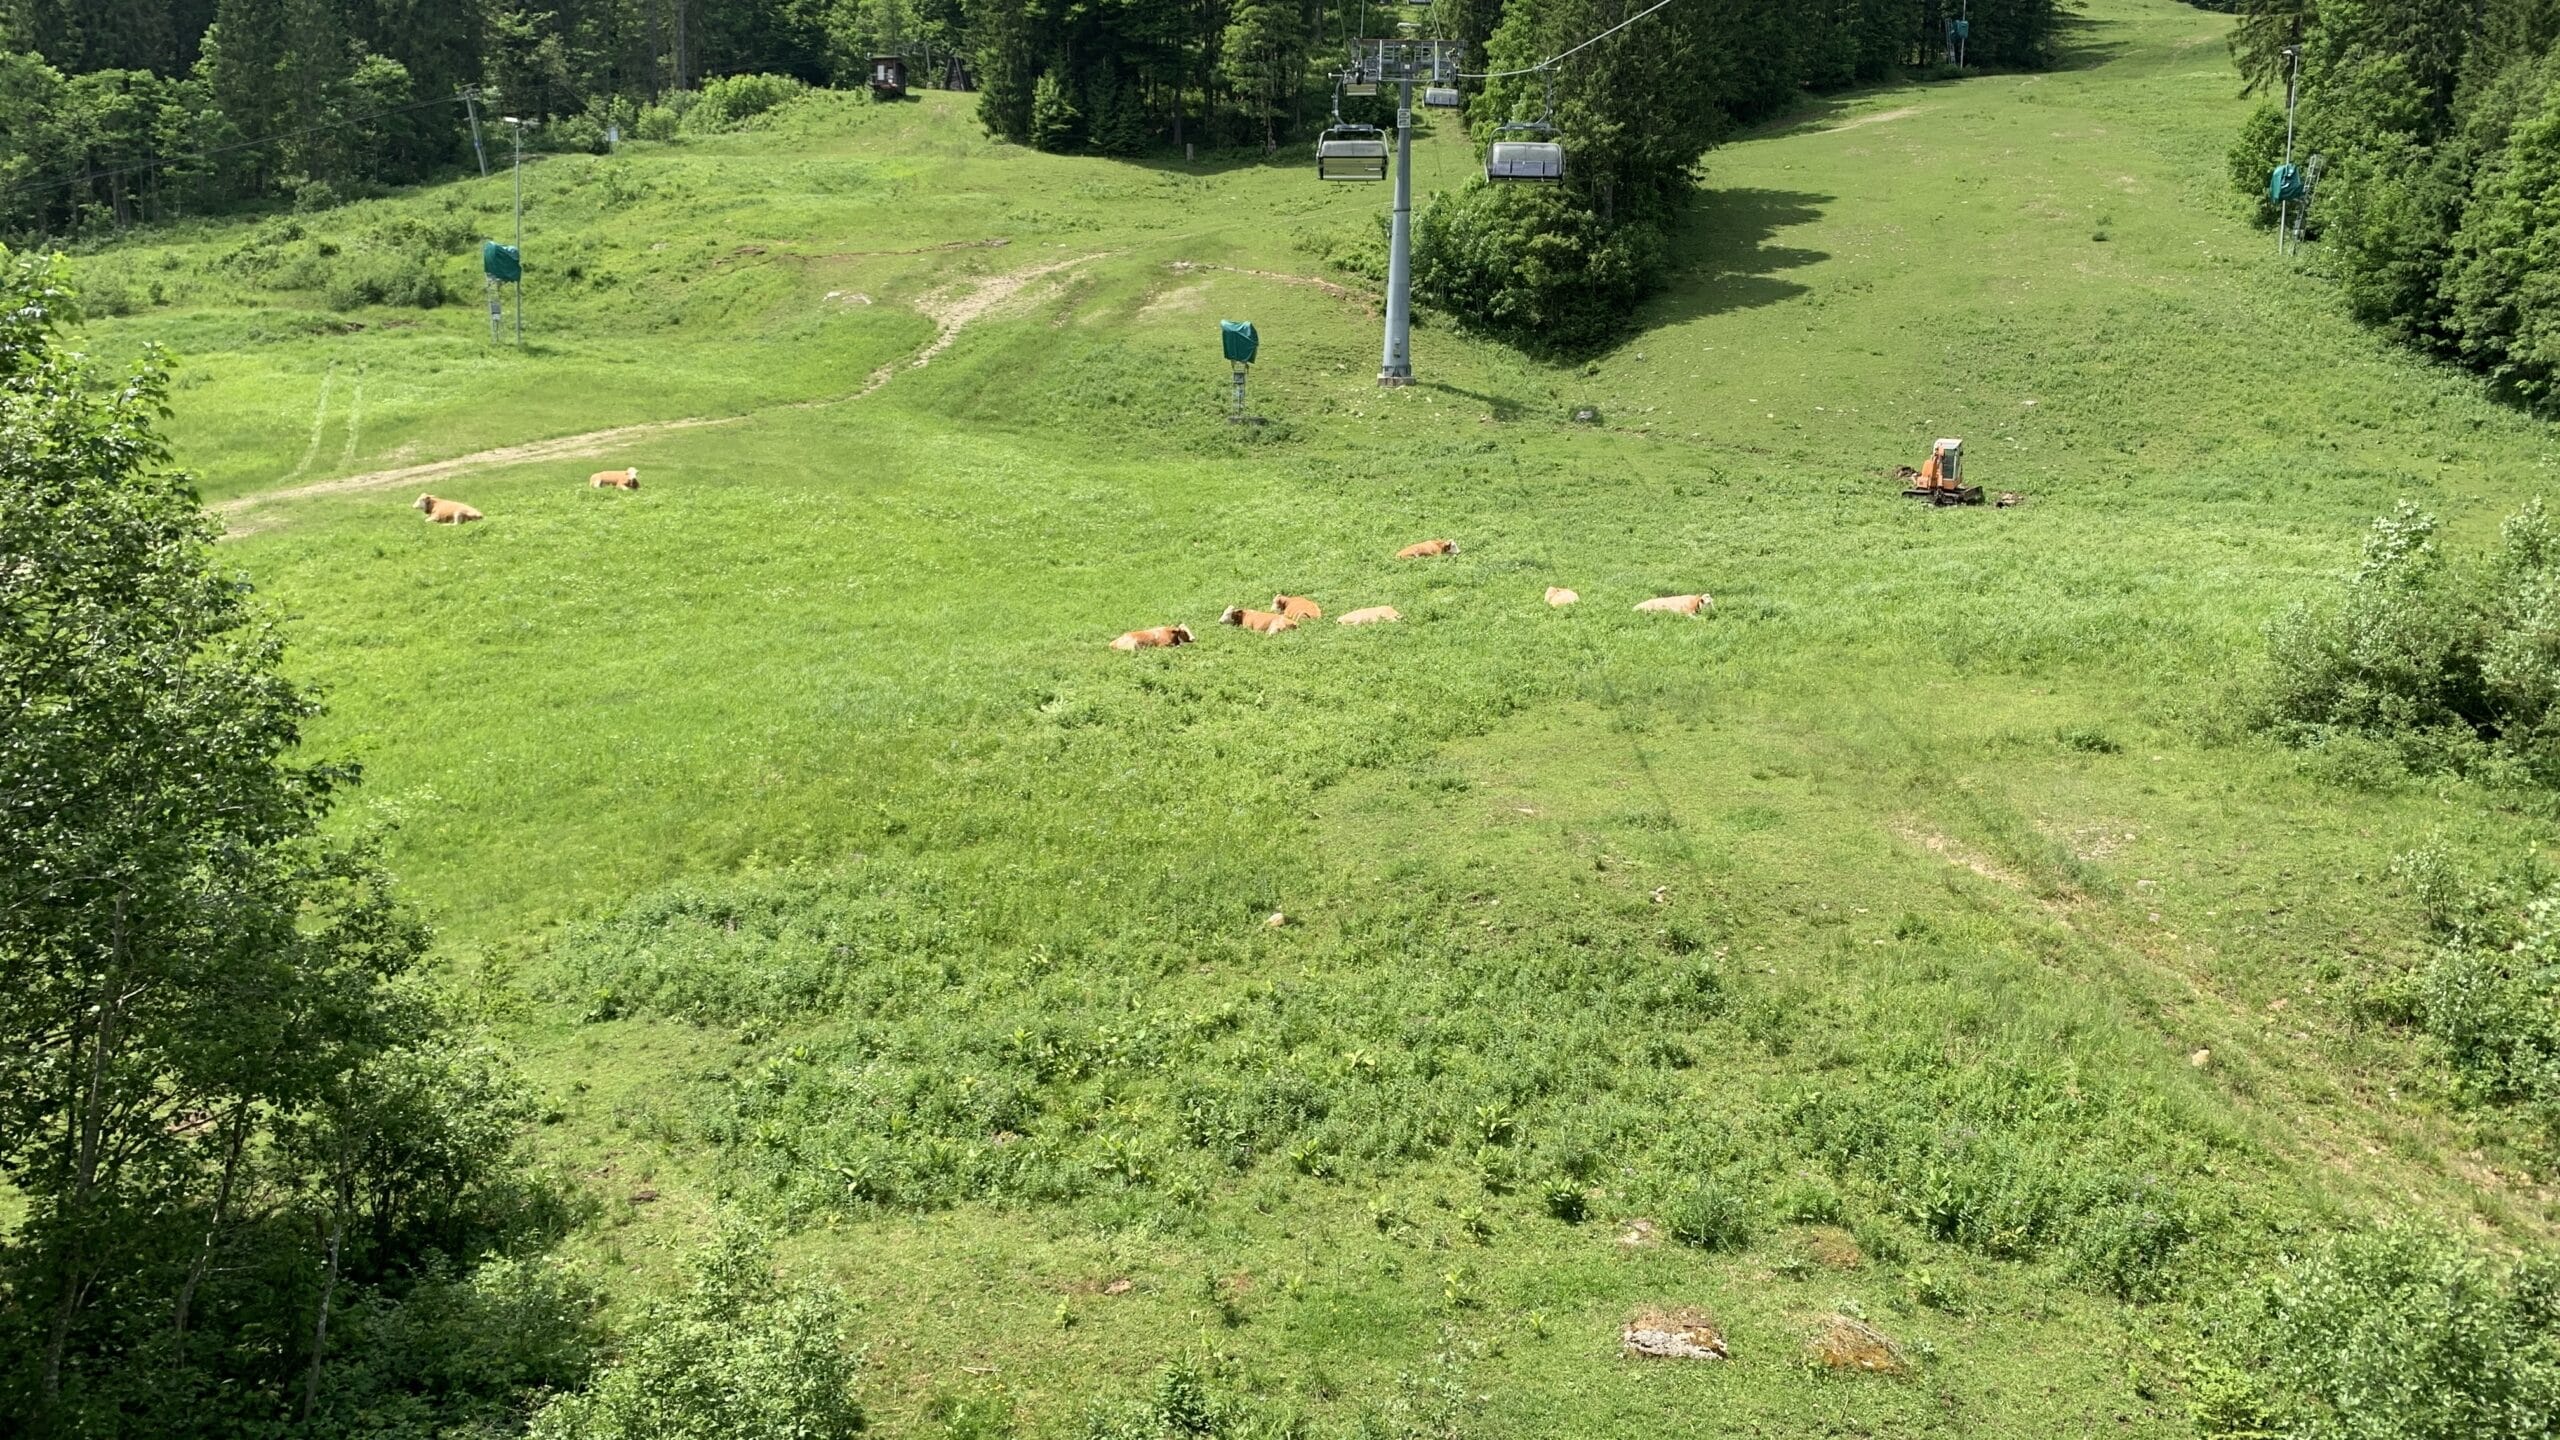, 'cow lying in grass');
1397,539,1460,559
1546,587,1580,607
590,467,641,490
1111,625,1195,651
1336,606,1401,626
1273,595,1323,621
415,494,482,524
1634,594,1711,615
1222,607,1298,634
